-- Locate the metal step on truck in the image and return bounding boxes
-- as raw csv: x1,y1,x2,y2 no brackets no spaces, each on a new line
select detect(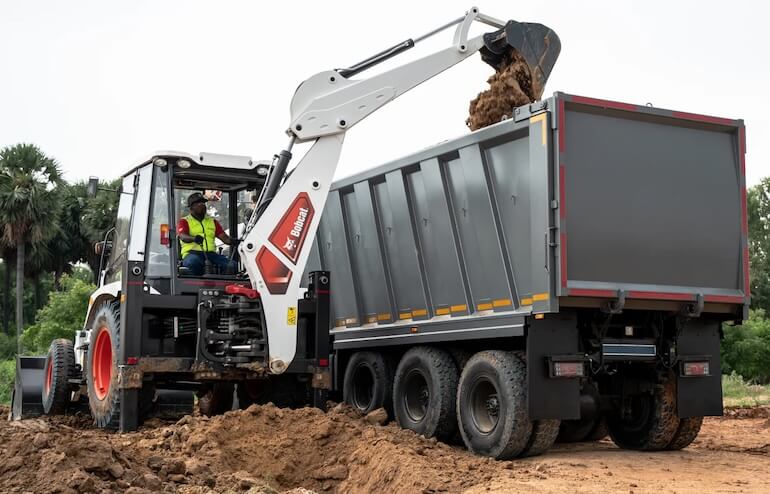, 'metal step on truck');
11,7,747,460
